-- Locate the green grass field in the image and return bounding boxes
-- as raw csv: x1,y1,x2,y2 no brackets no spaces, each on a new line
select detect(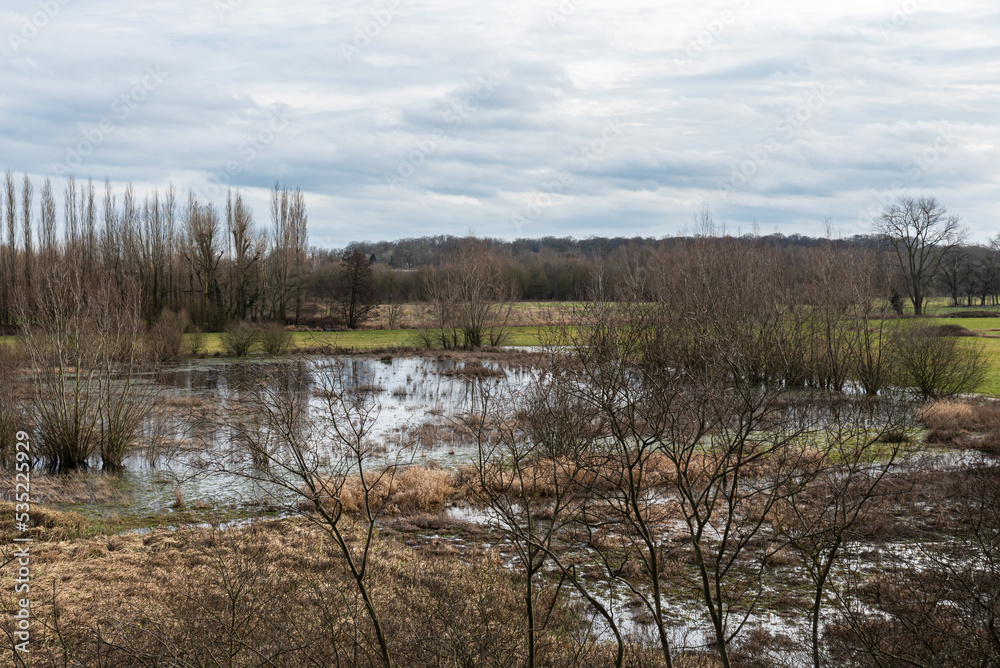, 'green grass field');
9,306,1000,397
187,326,554,355
922,316,1000,397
